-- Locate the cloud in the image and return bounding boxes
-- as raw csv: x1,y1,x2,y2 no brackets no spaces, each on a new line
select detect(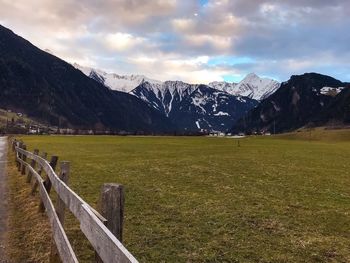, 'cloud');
0,0,349,83
105,33,146,52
